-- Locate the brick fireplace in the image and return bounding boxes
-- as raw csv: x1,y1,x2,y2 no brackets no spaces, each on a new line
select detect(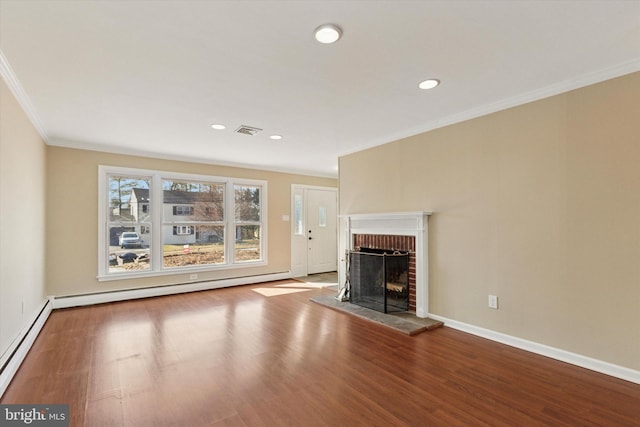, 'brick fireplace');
341,212,431,318
352,234,416,312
